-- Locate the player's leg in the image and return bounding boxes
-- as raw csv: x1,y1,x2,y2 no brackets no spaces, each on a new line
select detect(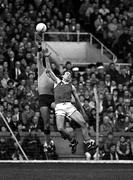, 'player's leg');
39,94,54,146
70,110,97,151
40,106,51,144
56,115,78,154
70,110,90,141
56,115,73,141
